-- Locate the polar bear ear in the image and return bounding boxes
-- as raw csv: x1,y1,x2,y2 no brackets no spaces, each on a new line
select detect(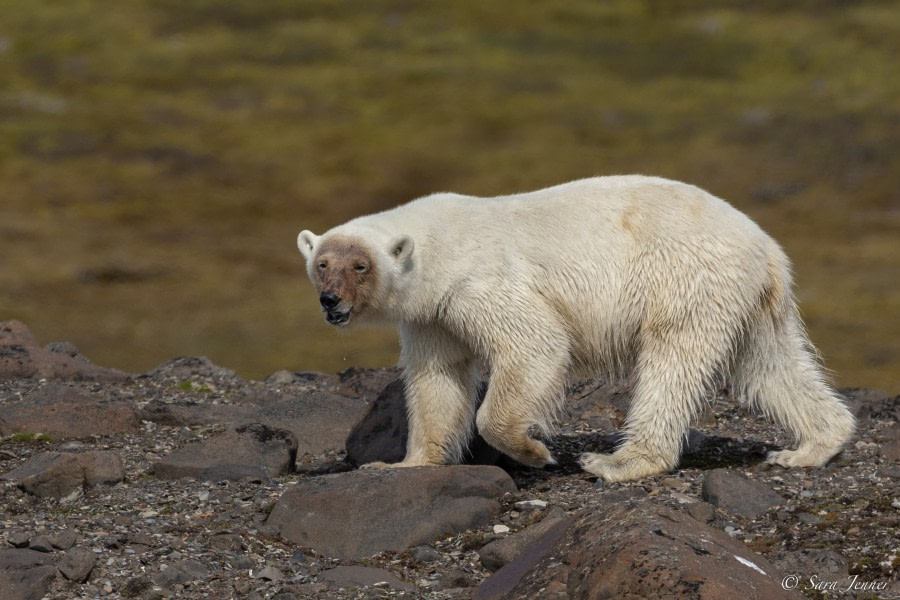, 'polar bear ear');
389,234,414,263
297,230,318,260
